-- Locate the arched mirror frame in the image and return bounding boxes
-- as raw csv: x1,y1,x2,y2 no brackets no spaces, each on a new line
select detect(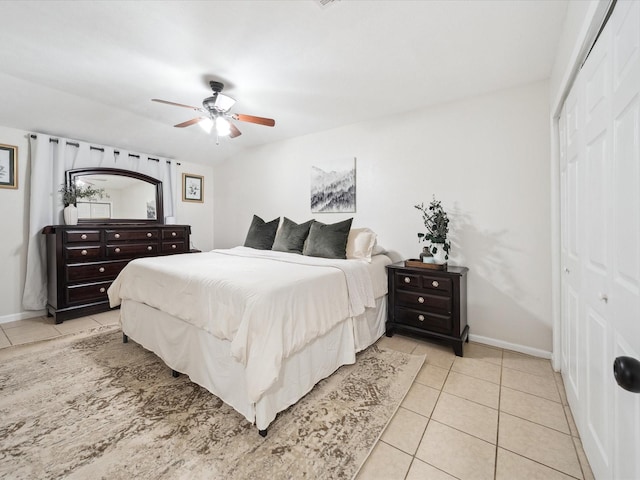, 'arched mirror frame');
66,167,164,225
